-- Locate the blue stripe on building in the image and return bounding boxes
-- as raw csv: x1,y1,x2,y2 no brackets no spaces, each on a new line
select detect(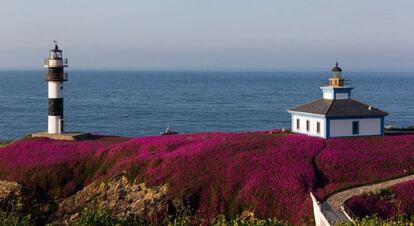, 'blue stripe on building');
325,118,330,138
